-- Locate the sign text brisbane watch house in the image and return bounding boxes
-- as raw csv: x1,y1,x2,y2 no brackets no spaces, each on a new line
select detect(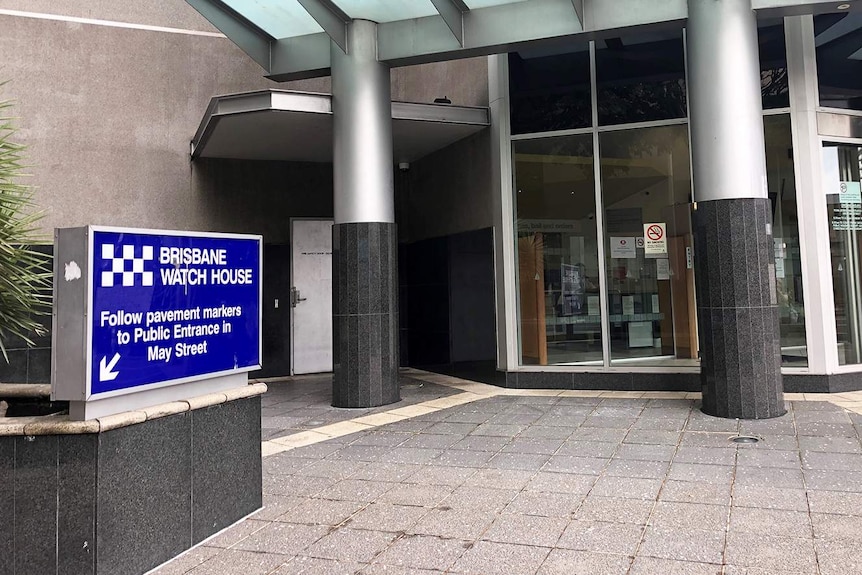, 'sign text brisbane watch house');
52,226,262,420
